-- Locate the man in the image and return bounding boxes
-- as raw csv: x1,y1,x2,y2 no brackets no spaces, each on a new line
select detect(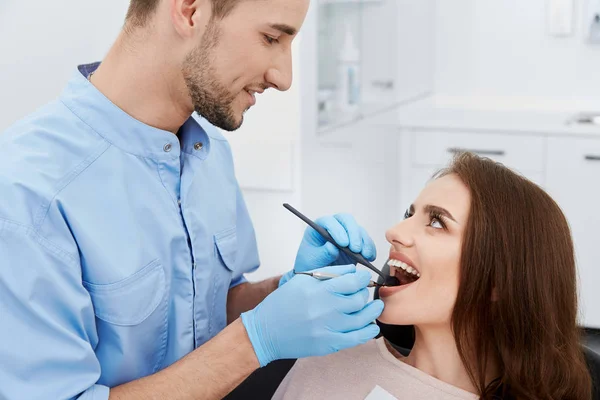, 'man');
0,0,384,399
